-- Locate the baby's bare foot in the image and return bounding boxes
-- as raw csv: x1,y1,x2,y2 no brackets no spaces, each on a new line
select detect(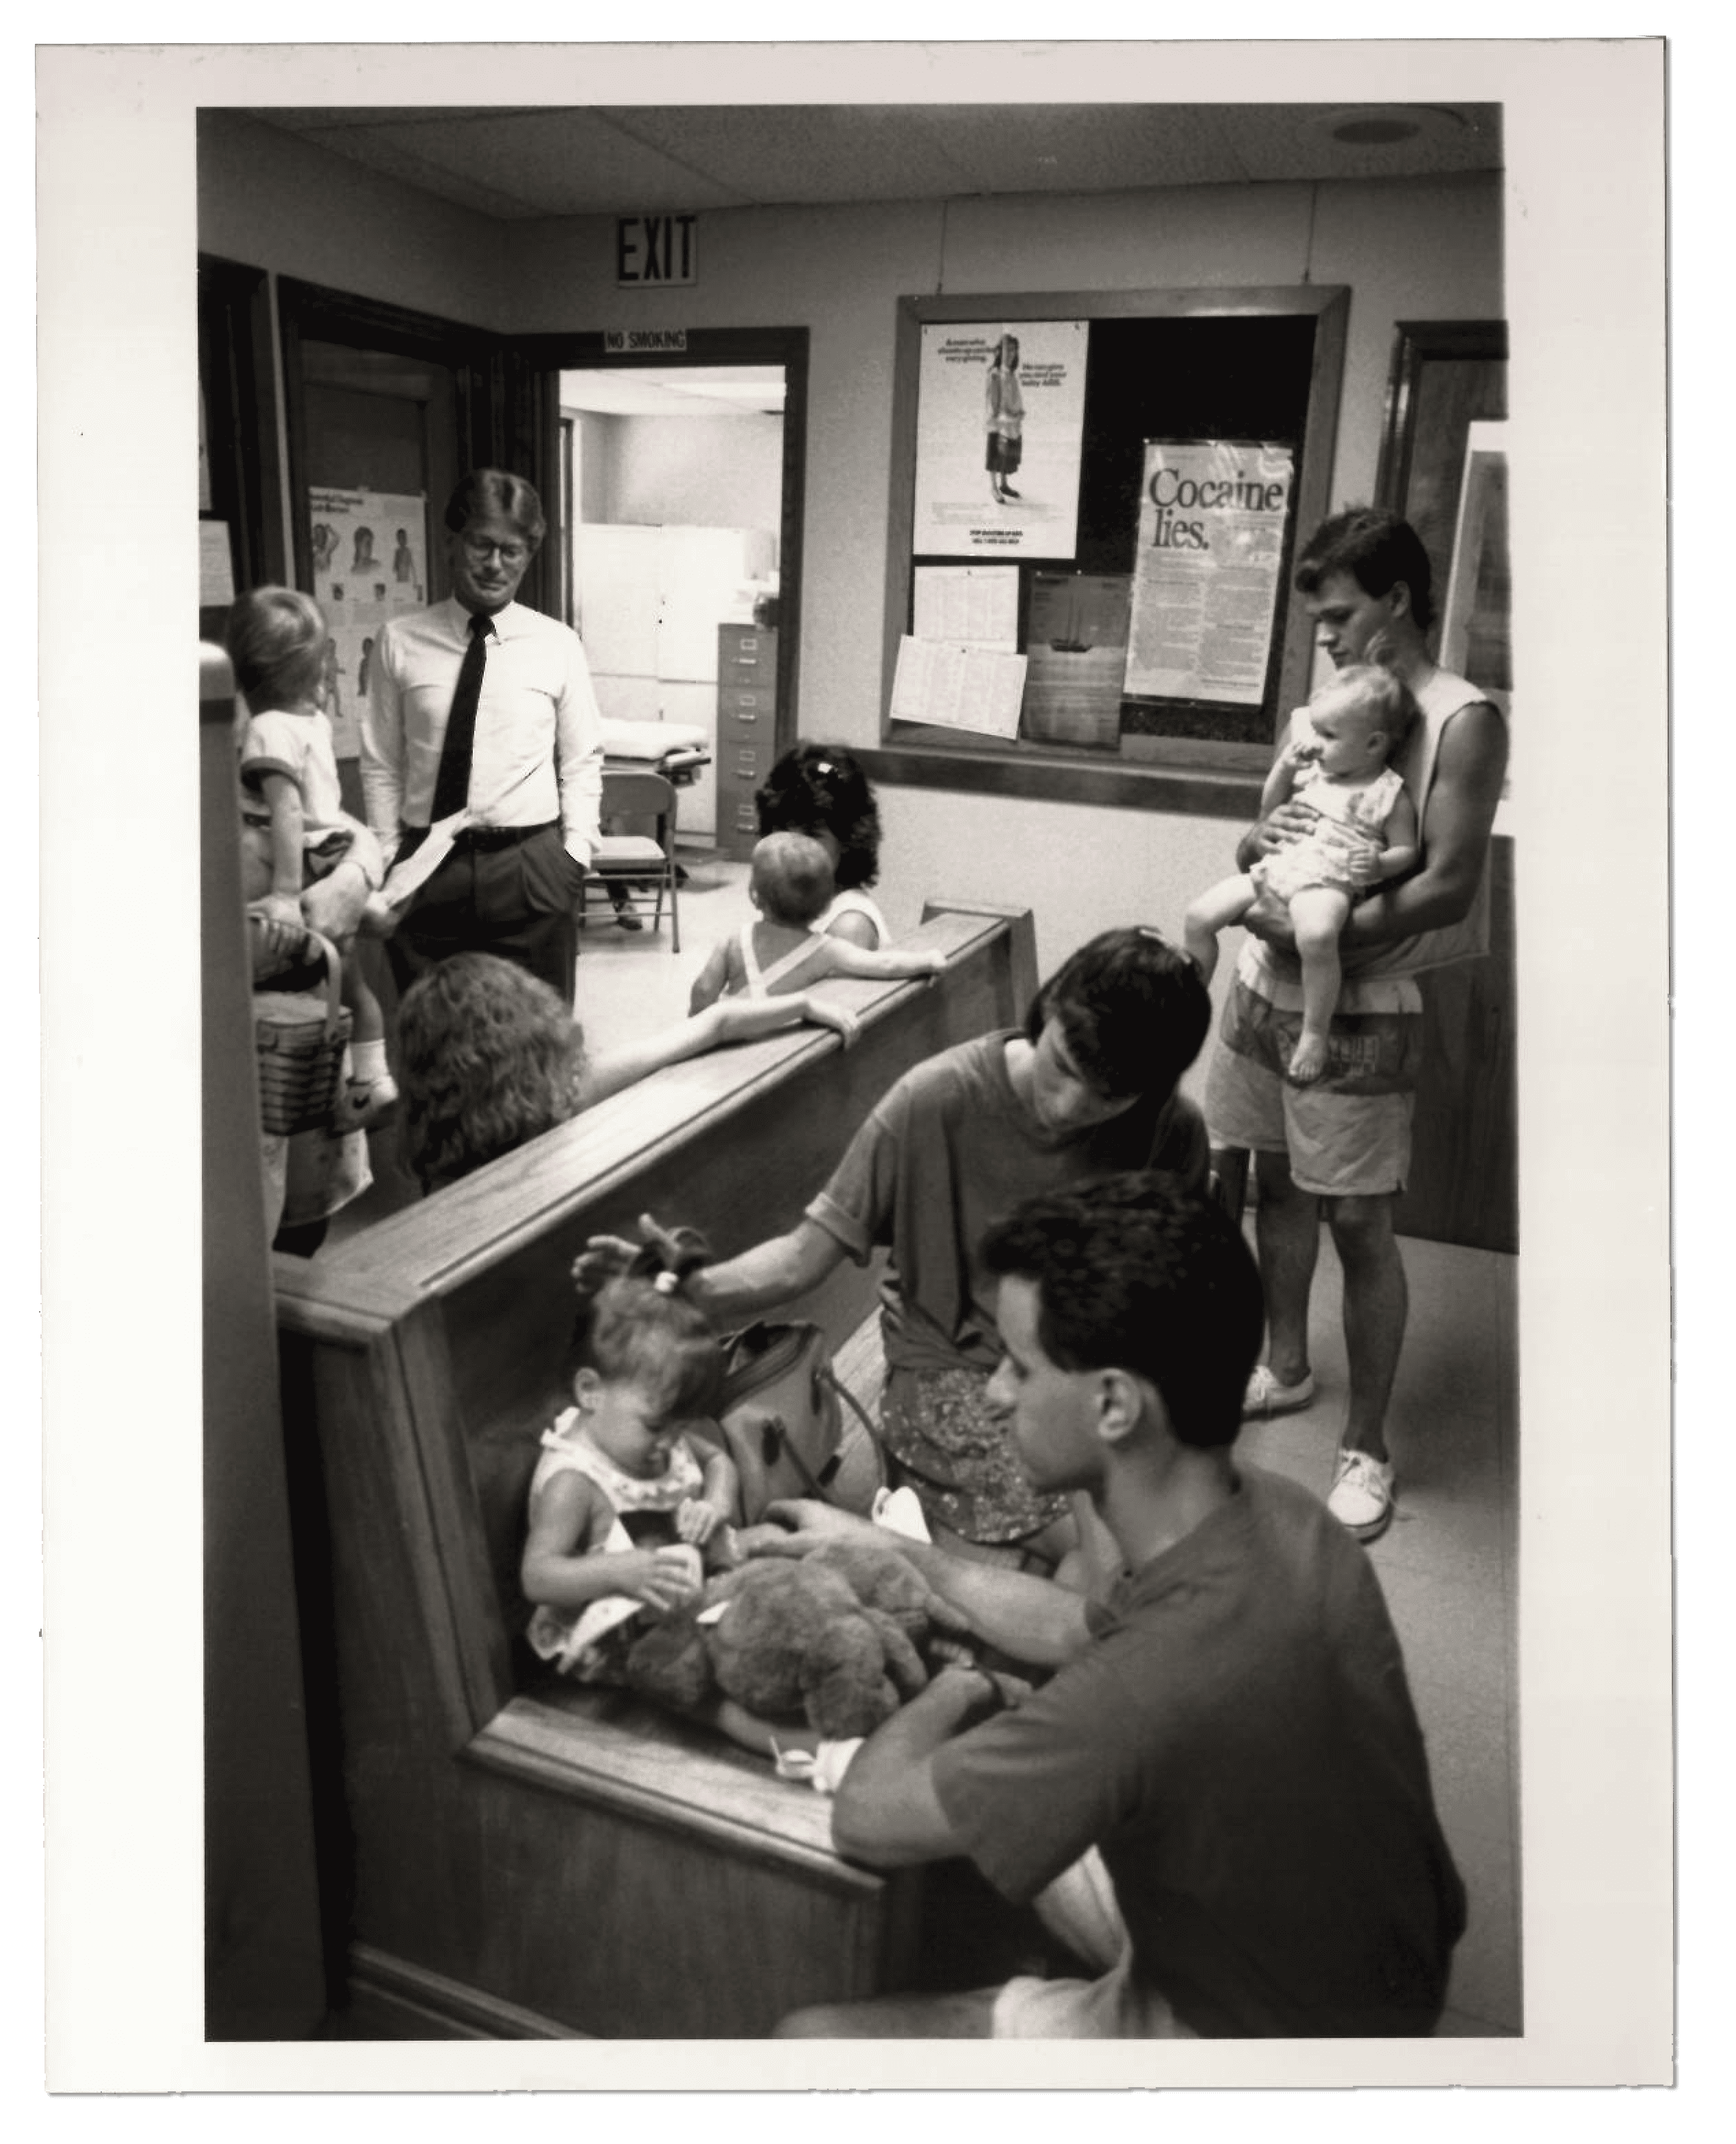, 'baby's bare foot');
1288,1033,1330,1085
